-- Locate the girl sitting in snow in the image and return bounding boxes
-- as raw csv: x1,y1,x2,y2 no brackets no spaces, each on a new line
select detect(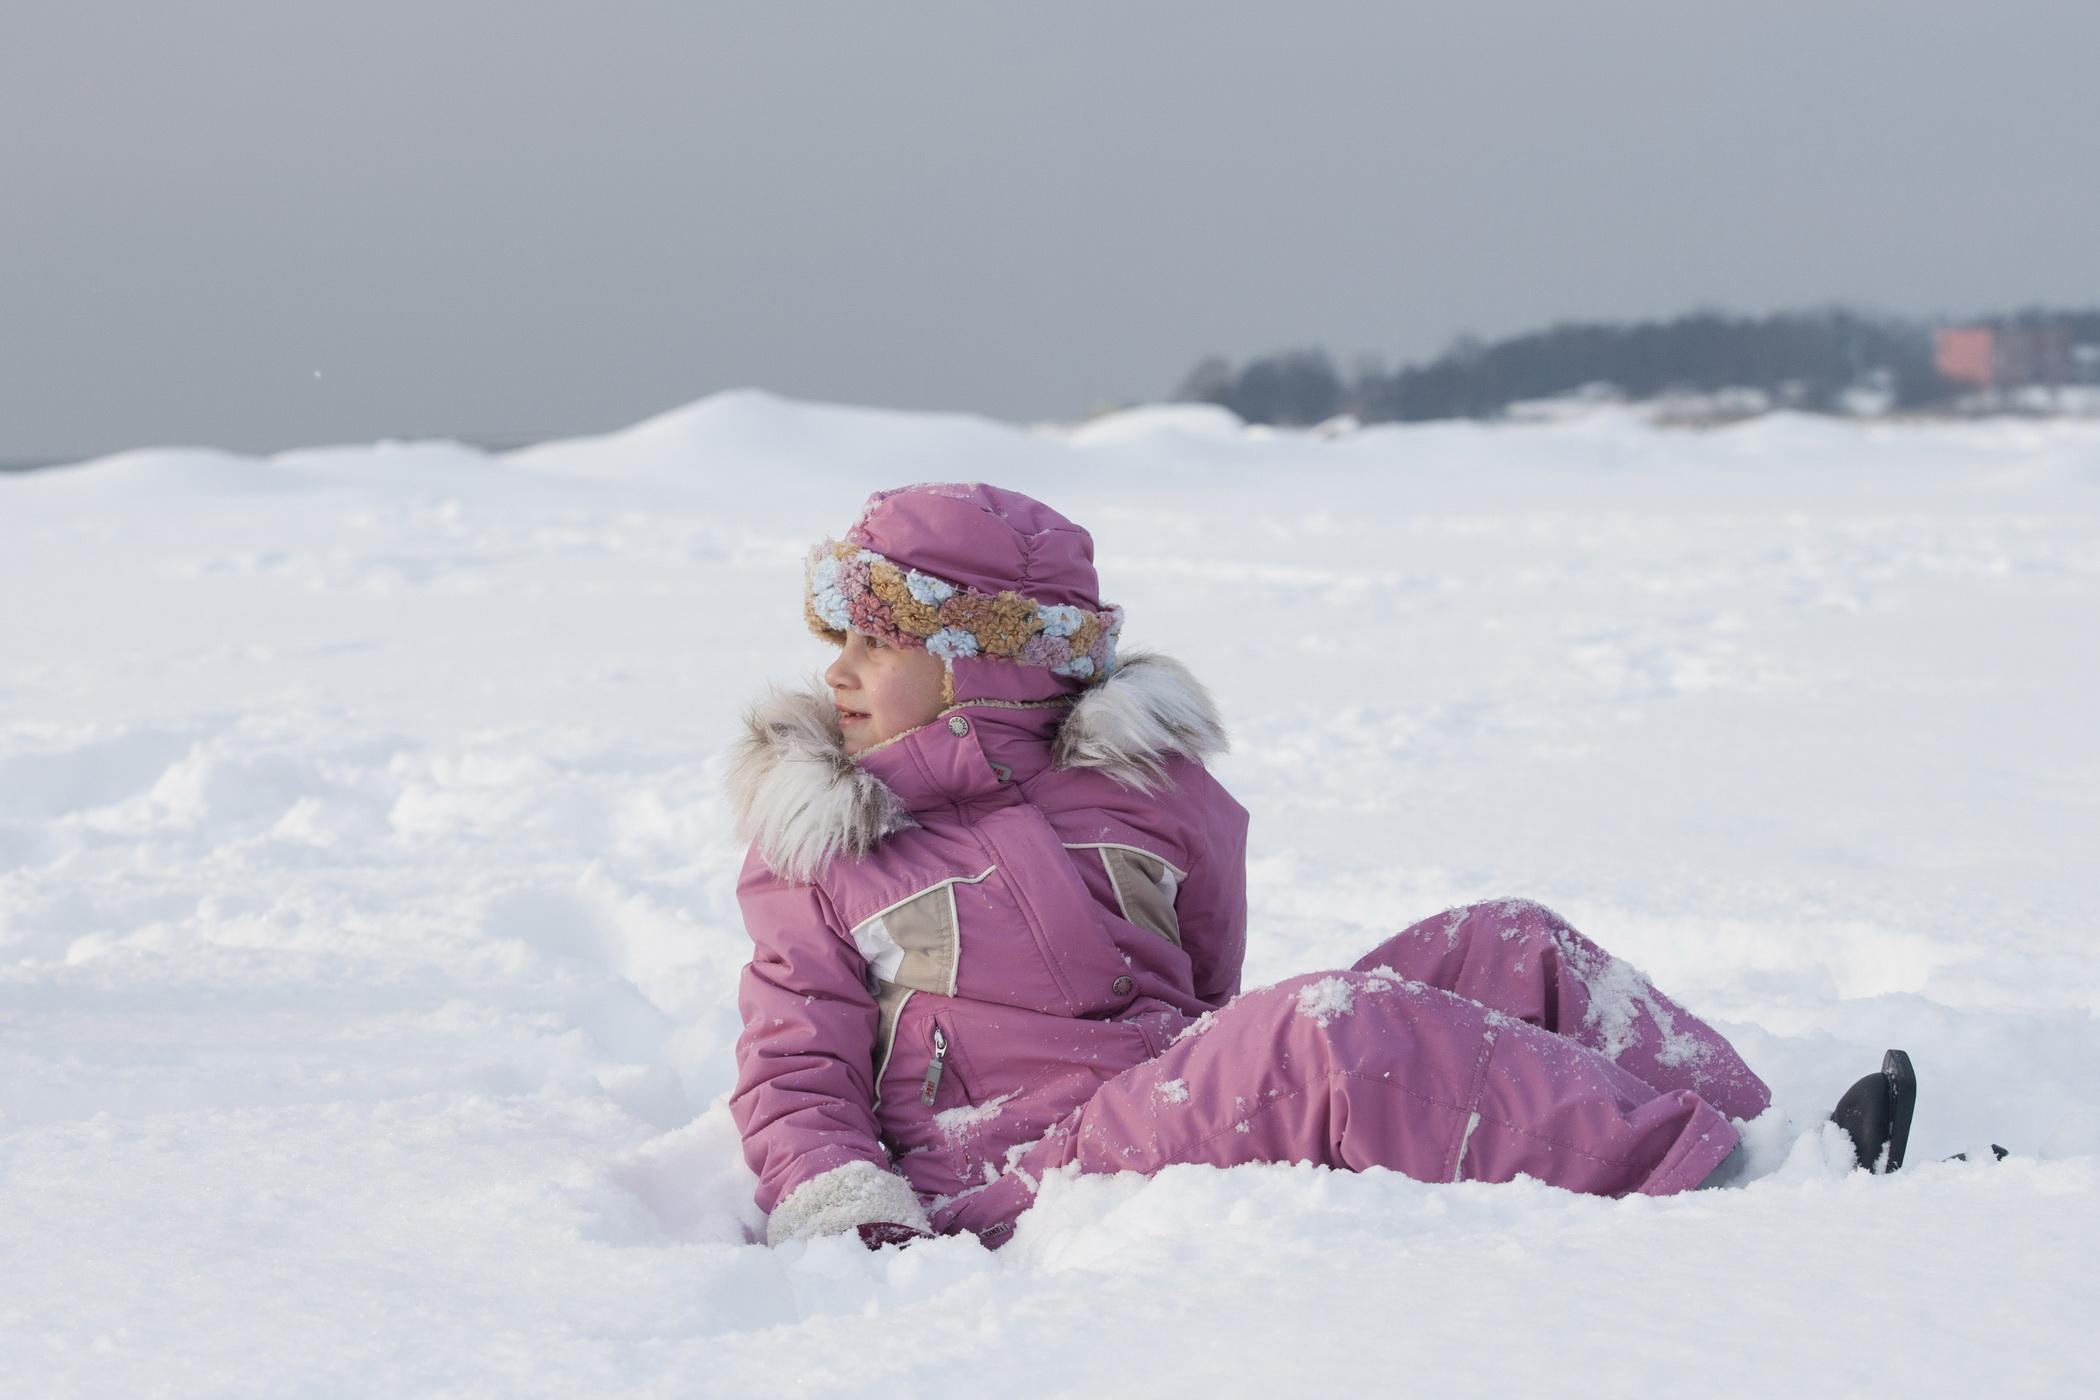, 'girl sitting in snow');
727,482,1912,1248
